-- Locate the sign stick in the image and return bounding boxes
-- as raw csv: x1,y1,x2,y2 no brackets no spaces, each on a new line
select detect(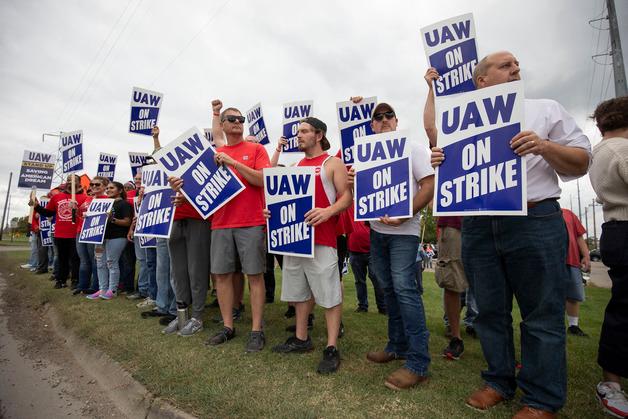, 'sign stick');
71,174,76,223
28,186,36,224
